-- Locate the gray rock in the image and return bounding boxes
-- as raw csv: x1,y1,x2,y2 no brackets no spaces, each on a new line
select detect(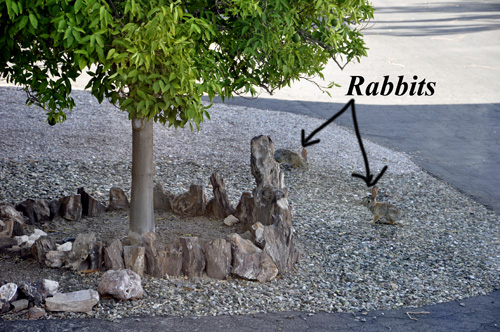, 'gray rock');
78,187,106,217
153,182,174,211
45,289,99,313
59,194,82,221
235,192,255,232
164,241,183,277
0,204,24,225
98,269,144,301
44,250,67,268
28,306,46,319
142,232,168,278
16,199,50,225
0,234,17,251
0,282,18,302
65,233,102,271
226,233,278,282
108,187,130,210
250,135,282,189
223,215,239,227
180,237,206,278
104,238,124,271
42,279,59,296
123,245,145,277
171,184,206,217
48,199,61,220
19,281,46,306
31,236,57,264
206,172,235,219
204,238,231,280
11,298,29,312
